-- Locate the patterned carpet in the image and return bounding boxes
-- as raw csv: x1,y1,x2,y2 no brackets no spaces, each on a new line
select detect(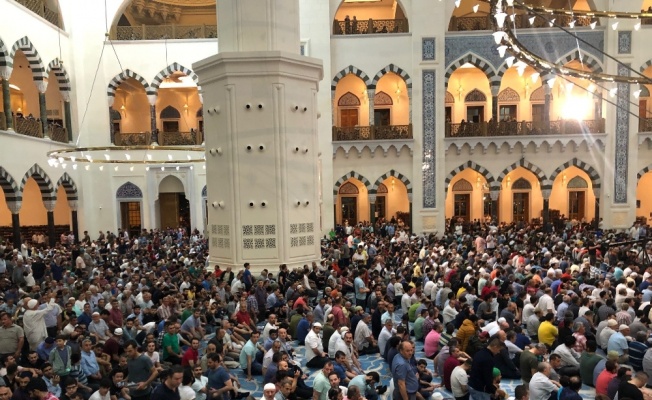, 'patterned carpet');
230,339,598,400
